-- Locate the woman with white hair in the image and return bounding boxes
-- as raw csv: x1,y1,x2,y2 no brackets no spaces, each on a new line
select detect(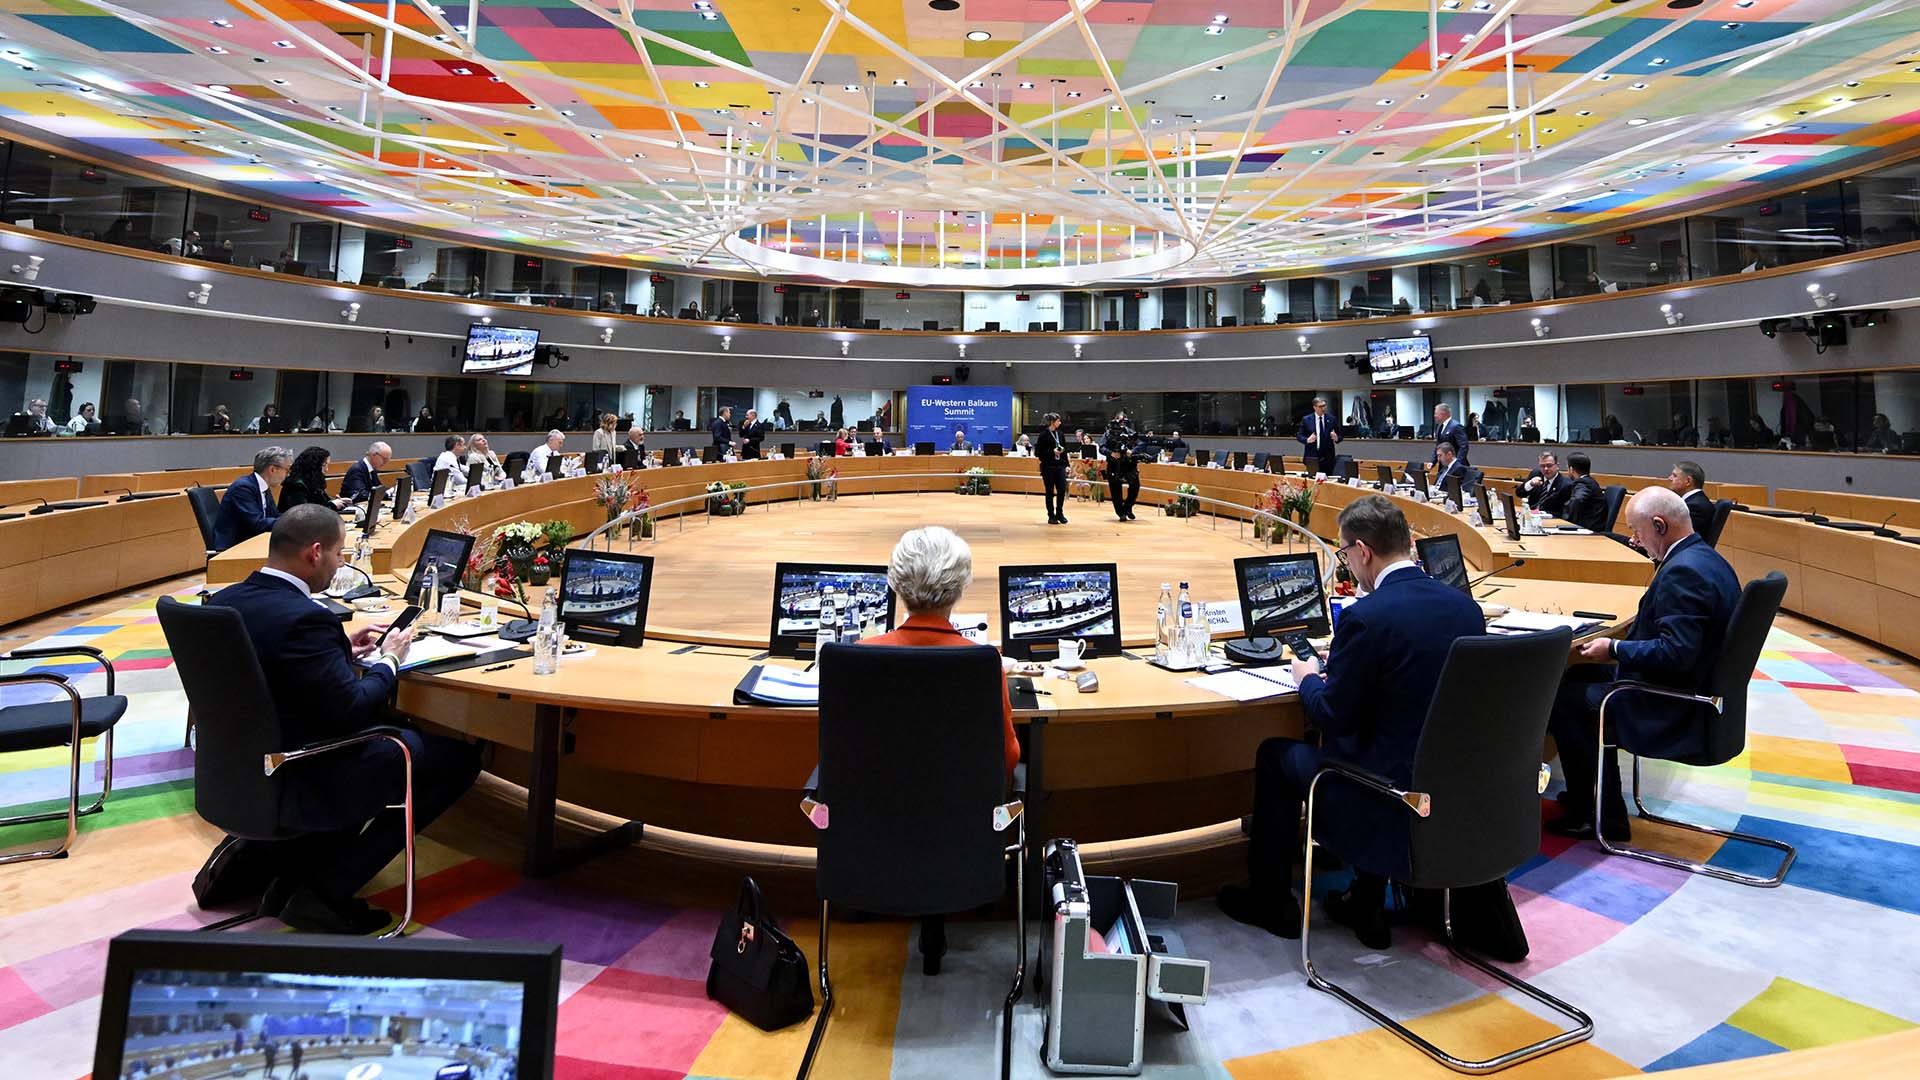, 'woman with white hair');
857,526,1019,975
